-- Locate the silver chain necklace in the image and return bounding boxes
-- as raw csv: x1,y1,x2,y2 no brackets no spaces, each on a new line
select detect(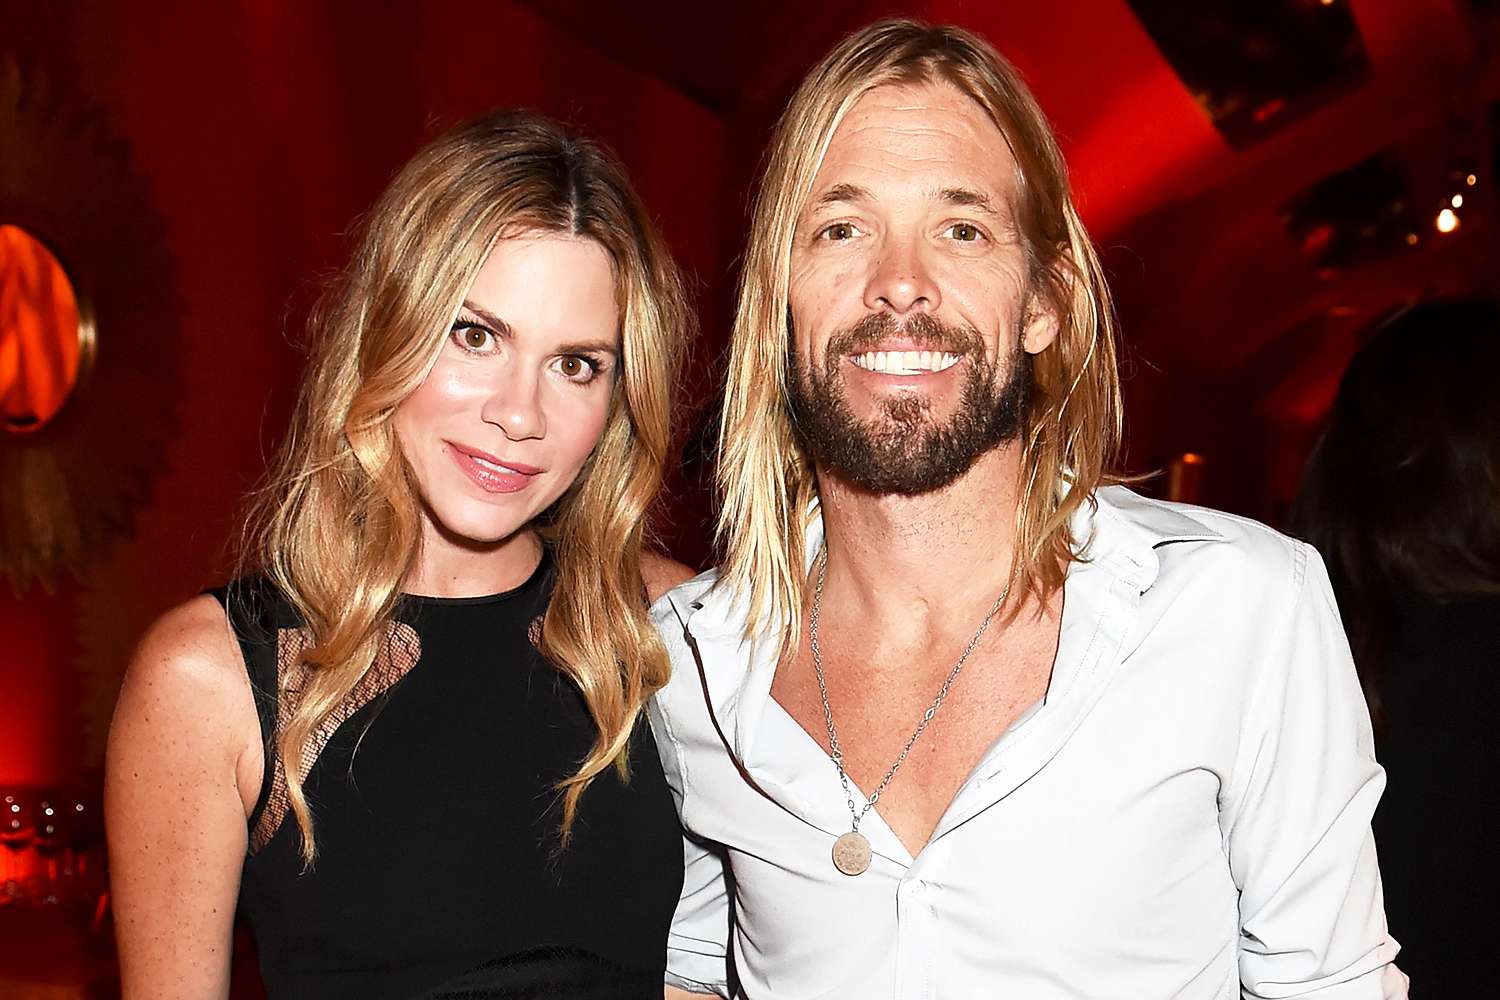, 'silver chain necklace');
809,546,1012,876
